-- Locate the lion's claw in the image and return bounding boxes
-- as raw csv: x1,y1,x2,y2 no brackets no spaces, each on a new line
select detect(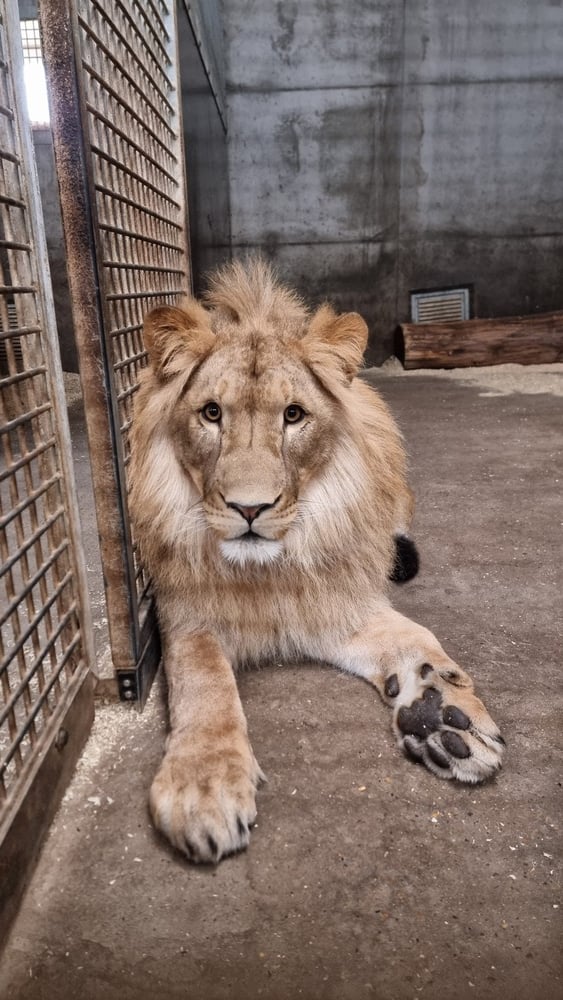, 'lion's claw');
149,744,262,863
